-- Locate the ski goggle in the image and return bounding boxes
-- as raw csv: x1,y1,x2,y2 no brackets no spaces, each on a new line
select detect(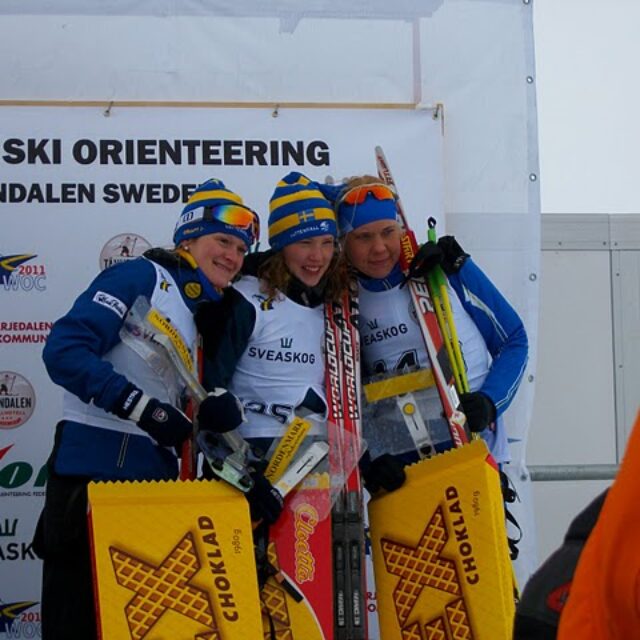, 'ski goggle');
203,204,261,245
337,183,397,209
